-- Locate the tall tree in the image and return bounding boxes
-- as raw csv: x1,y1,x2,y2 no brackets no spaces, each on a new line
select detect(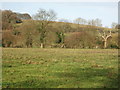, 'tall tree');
56,20,71,48
33,8,57,48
